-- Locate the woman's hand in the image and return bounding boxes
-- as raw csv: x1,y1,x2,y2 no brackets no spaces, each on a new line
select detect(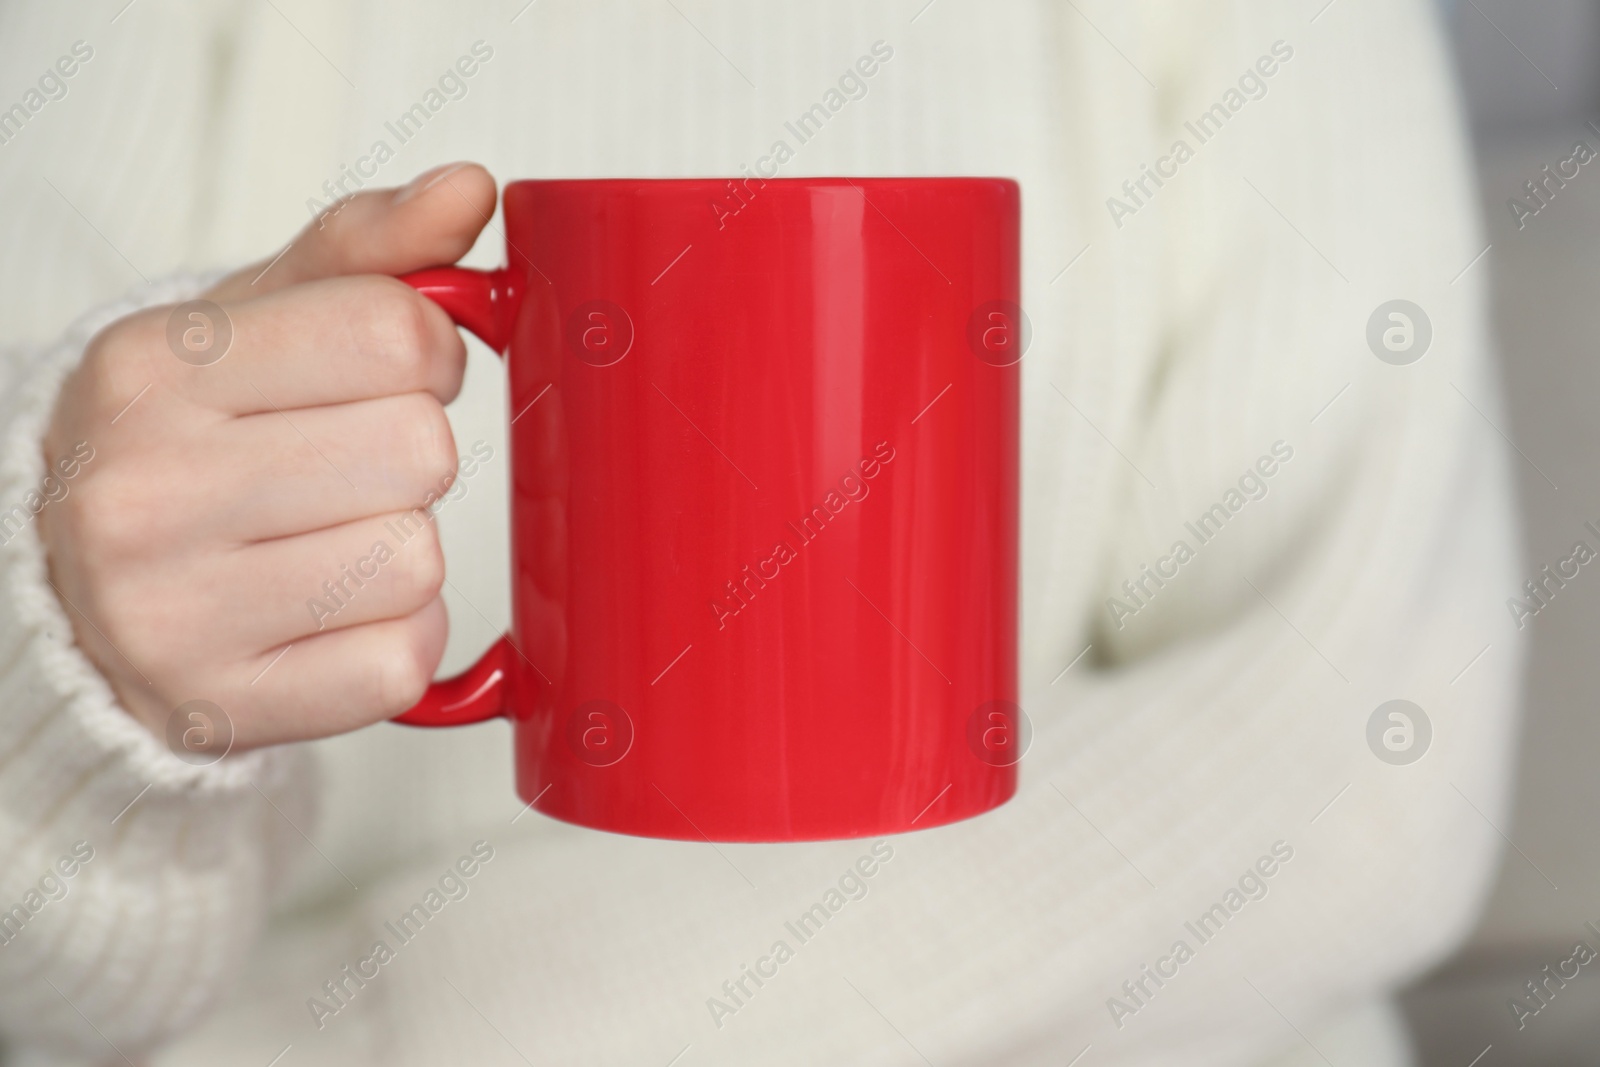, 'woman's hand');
39,163,496,751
